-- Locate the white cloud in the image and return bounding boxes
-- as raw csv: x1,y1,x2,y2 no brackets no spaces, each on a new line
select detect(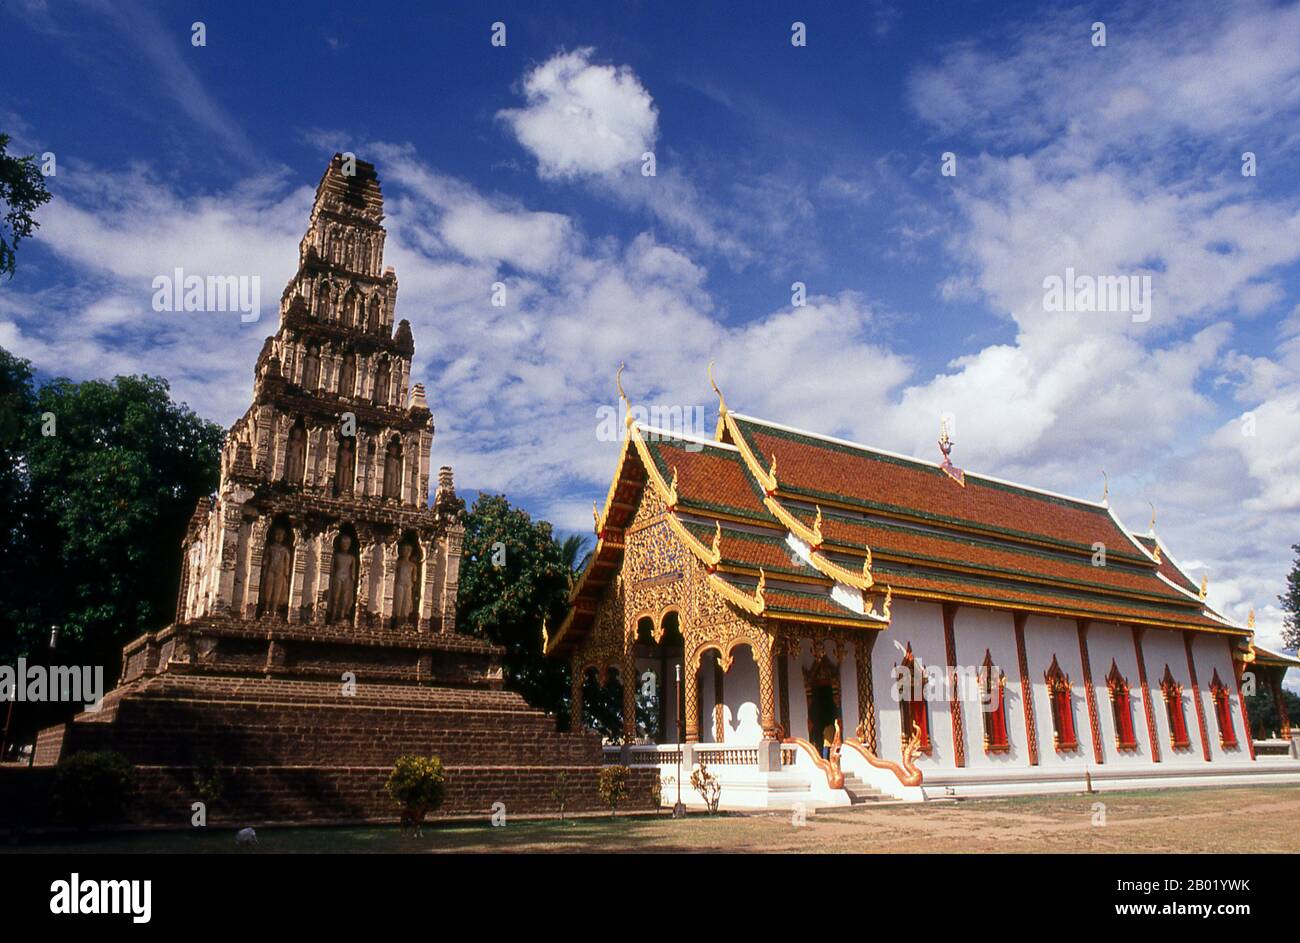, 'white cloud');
498,48,658,181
